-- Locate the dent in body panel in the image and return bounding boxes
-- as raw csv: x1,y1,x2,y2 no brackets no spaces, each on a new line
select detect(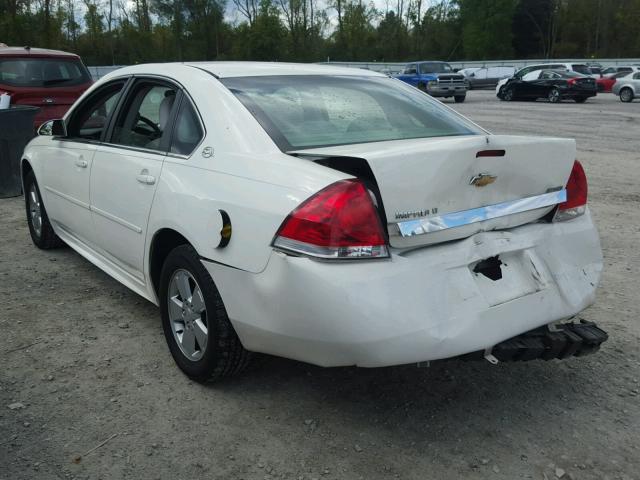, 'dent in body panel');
204,211,602,367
